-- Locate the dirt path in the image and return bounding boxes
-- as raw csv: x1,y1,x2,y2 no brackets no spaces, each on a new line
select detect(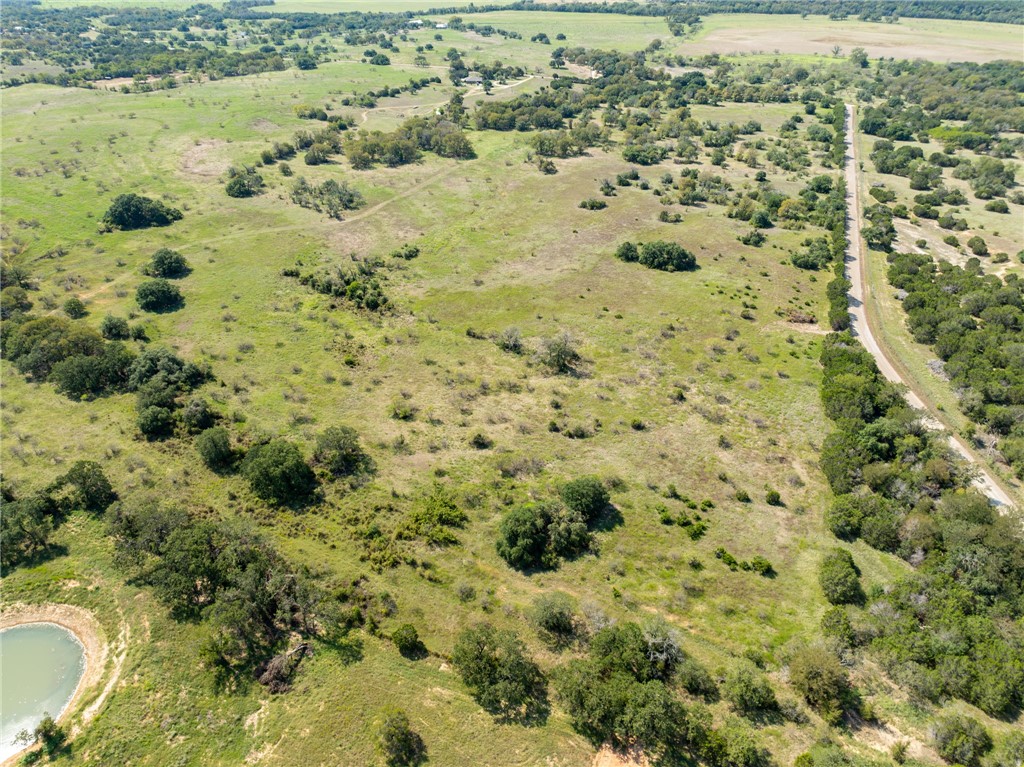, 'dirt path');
843,103,1016,510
